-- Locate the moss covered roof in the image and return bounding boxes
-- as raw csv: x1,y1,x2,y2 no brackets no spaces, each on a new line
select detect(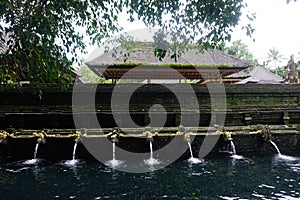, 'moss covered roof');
85,43,252,80
86,43,252,68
